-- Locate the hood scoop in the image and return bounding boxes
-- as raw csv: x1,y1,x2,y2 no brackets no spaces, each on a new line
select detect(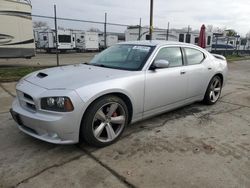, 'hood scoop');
37,72,48,78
